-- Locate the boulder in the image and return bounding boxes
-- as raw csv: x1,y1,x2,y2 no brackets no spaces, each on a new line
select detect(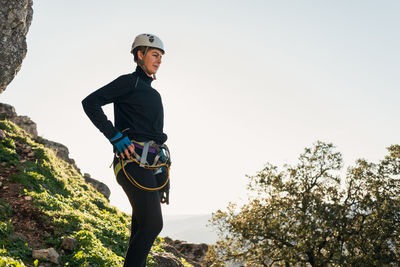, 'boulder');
35,136,71,161
0,102,17,118
32,247,59,264
0,0,33,94
61,236,78,251
0,103,37,137
150,251,184,267
12,115,38,137
83,173,111,200
164,237,208,264
0,129,6,140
